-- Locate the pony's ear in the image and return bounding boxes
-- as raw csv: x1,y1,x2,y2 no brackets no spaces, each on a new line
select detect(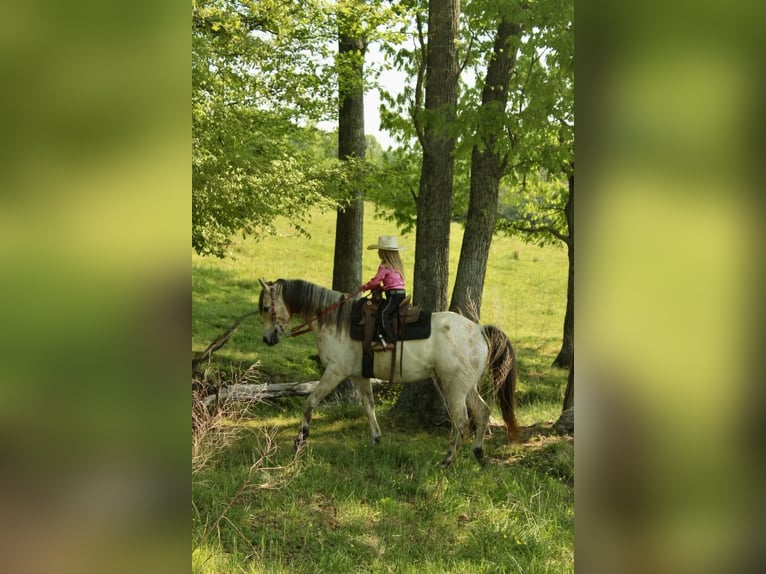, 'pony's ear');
259,278,271,292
